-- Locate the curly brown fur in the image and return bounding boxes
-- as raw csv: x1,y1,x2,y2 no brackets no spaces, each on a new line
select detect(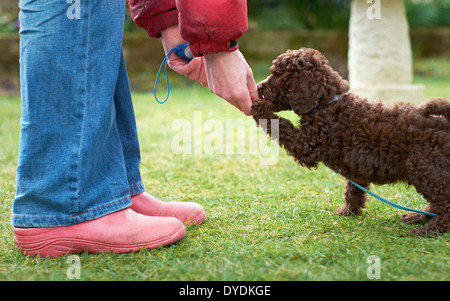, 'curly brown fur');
252,48,450,237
